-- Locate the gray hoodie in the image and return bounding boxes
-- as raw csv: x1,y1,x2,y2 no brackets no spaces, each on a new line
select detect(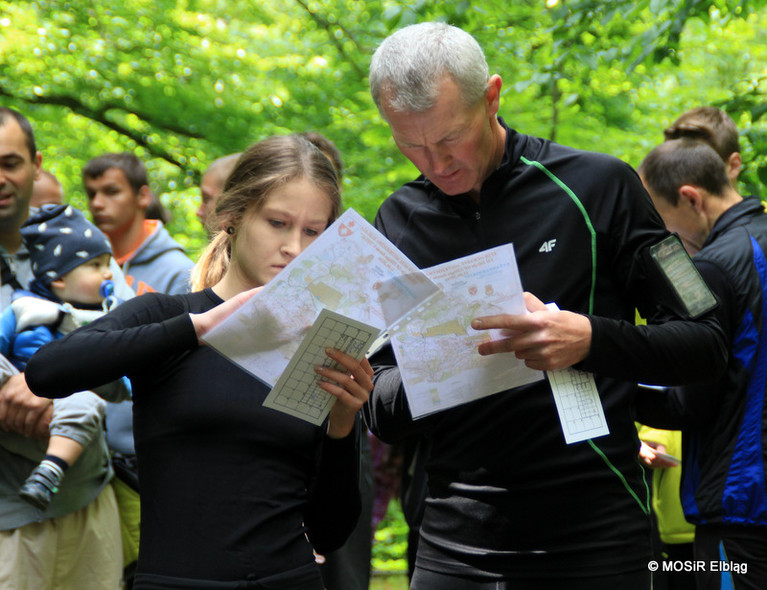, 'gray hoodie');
107,220,195,455
119,220,194,296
